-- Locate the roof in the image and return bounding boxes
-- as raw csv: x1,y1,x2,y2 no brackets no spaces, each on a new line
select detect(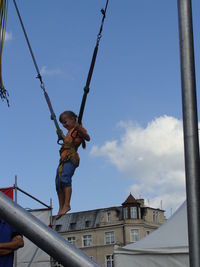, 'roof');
118,201,188,252
53,207,122,232
53,195,165,232
122,193,139,206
